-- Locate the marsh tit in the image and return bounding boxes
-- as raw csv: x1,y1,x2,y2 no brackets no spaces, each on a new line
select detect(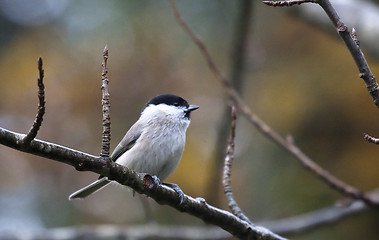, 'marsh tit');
69,94,198,200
